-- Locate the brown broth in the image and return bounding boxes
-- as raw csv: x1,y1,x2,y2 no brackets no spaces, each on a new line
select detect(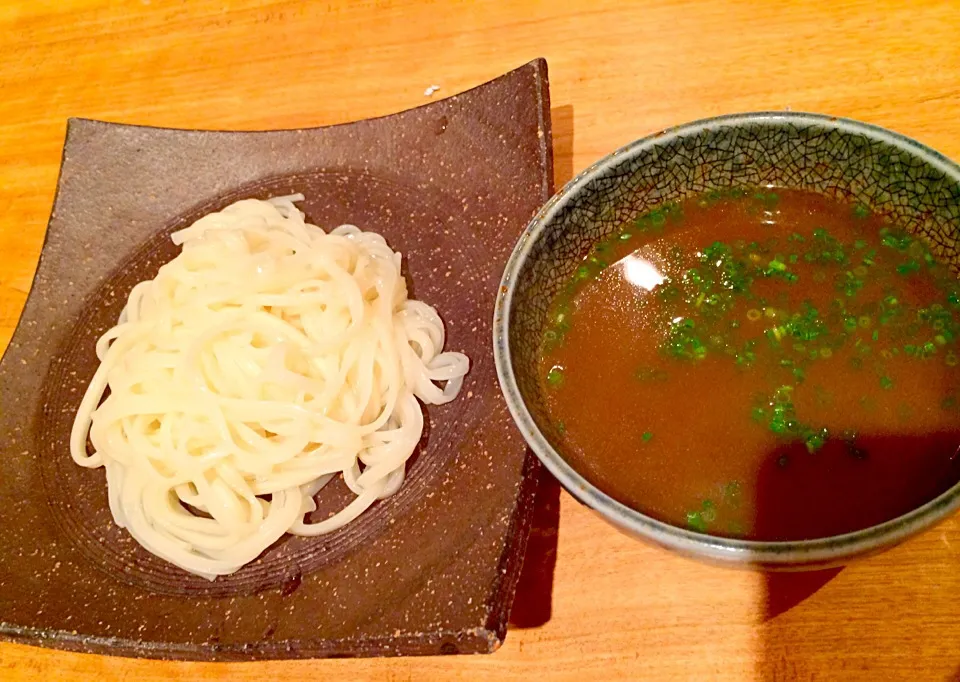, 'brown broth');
539,188,960,541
